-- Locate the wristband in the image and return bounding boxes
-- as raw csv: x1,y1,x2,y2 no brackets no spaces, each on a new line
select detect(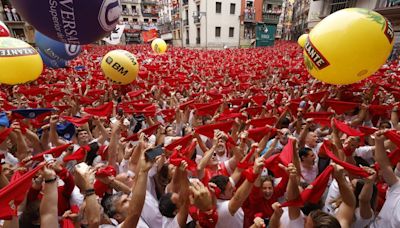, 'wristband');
44,177,57,183
243,167,258,183
197,208,218,228
84,188,96,197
